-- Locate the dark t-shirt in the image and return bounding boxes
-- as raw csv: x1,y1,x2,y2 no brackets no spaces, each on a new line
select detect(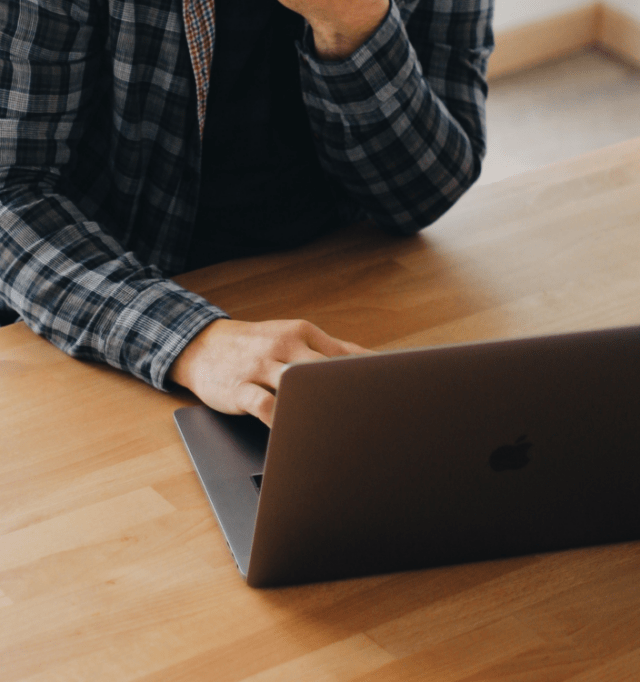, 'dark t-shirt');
185,0,341,269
